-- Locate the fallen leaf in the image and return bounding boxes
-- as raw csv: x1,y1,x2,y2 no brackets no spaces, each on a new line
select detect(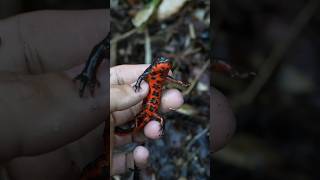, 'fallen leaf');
157,0,188,21
132,0,160,28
